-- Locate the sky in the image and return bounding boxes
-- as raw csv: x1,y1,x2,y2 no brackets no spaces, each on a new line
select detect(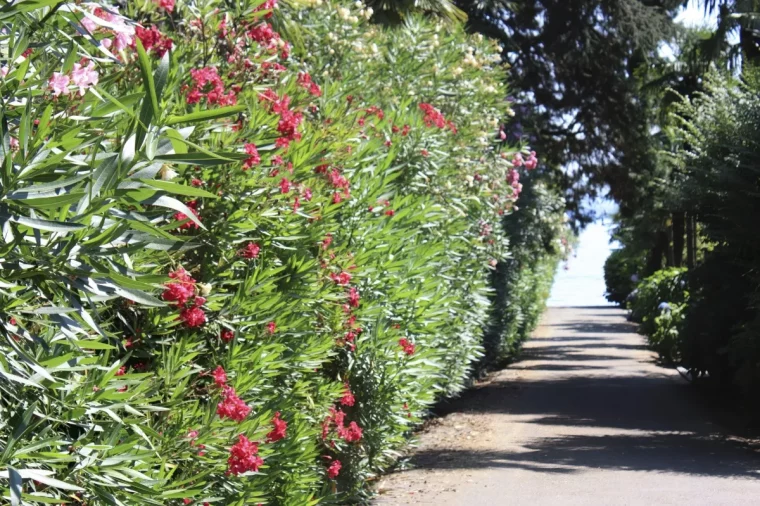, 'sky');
676,0,718,28
547,221,618,307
